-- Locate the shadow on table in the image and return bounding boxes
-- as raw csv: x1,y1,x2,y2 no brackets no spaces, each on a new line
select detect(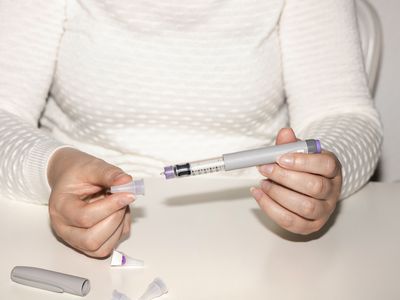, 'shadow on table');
251,201,342,242
165,185,342,241
130,206,147,223
164,186,252,206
